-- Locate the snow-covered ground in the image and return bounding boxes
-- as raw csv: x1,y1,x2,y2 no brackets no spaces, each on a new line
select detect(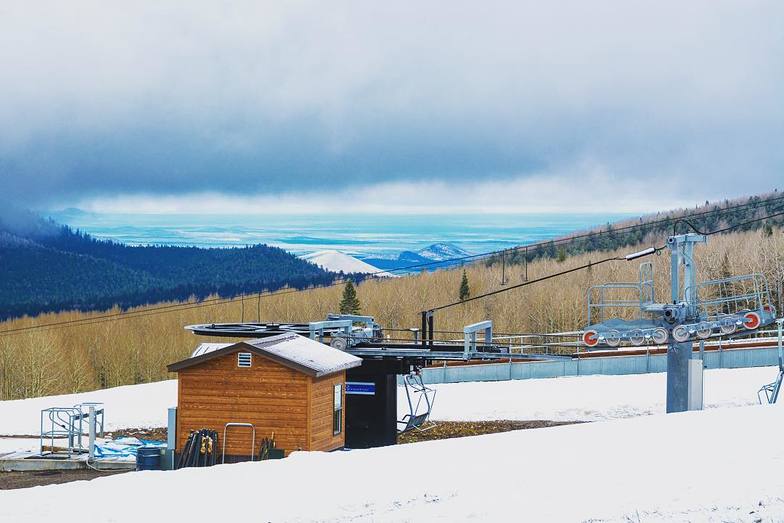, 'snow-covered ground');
300,250,397,276
0,438,43,454
1,367,782,520
0,380,177,435
0,366,777,435
1,404,783,522
428,366,776,422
